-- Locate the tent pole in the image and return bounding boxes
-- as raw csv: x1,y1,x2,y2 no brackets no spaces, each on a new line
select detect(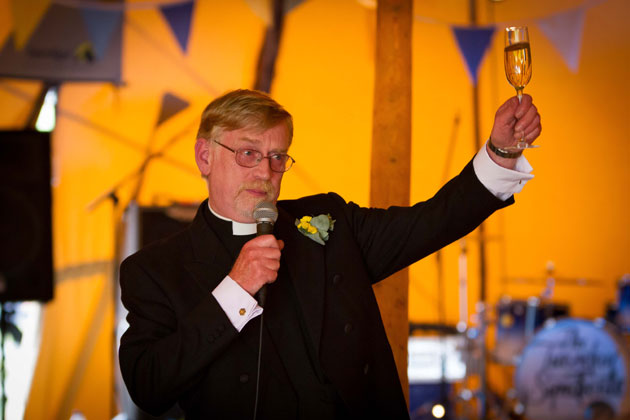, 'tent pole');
370,0,412,405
